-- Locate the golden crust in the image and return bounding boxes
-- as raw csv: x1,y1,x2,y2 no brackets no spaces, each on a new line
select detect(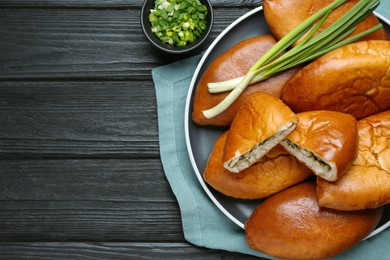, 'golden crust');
317,110,390,210
282,40,390,120
203,132,312,199
263,0,390,44
245,182,383,260
192,34,299,126
283,110,358,181
223,92,298,172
